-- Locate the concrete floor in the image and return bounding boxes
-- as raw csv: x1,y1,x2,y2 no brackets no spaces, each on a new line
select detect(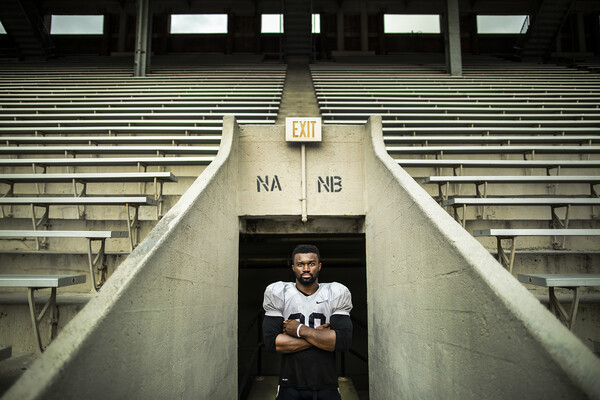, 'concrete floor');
0,352,36,397
247,376,361,400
